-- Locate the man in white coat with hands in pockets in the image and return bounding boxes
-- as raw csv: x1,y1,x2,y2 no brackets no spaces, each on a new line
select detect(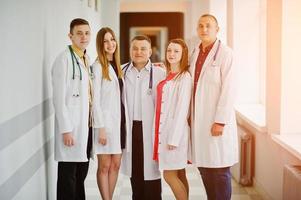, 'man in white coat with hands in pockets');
190,14,238,200
121,35,165,200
